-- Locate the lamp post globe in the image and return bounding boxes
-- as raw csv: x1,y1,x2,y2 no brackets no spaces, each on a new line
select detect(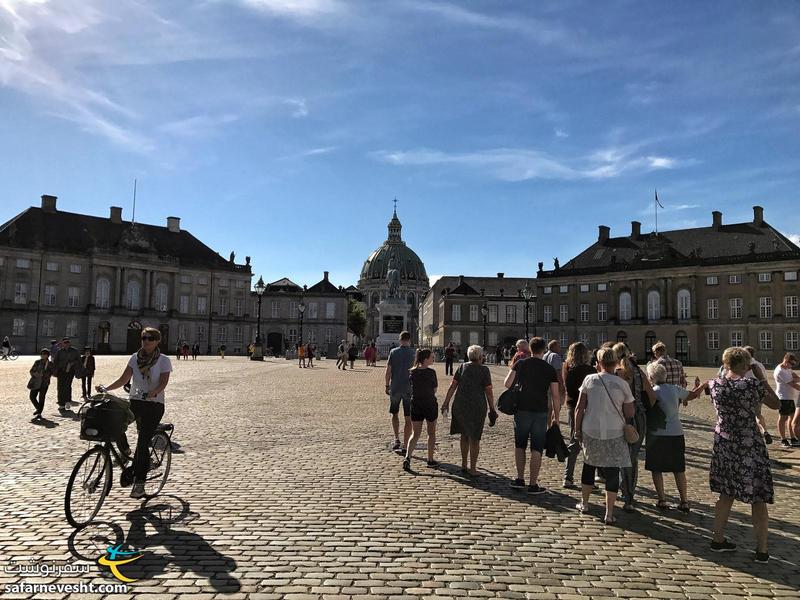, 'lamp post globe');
521,283,536,340
251,276,266,361
298,301,306,348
